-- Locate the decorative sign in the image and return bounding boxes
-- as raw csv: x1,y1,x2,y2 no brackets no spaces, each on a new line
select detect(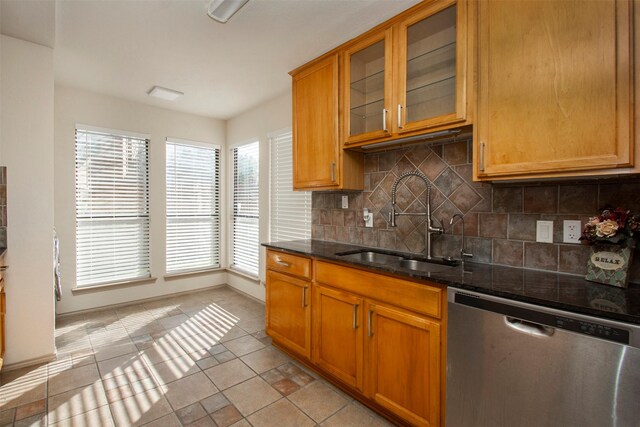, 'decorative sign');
585,245,633,288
